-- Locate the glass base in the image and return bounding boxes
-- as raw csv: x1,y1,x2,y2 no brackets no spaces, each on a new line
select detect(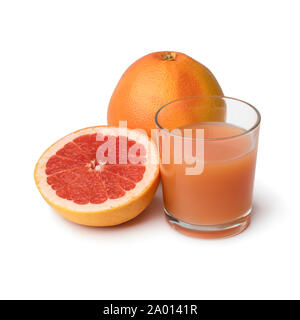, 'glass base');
164,208,251,239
